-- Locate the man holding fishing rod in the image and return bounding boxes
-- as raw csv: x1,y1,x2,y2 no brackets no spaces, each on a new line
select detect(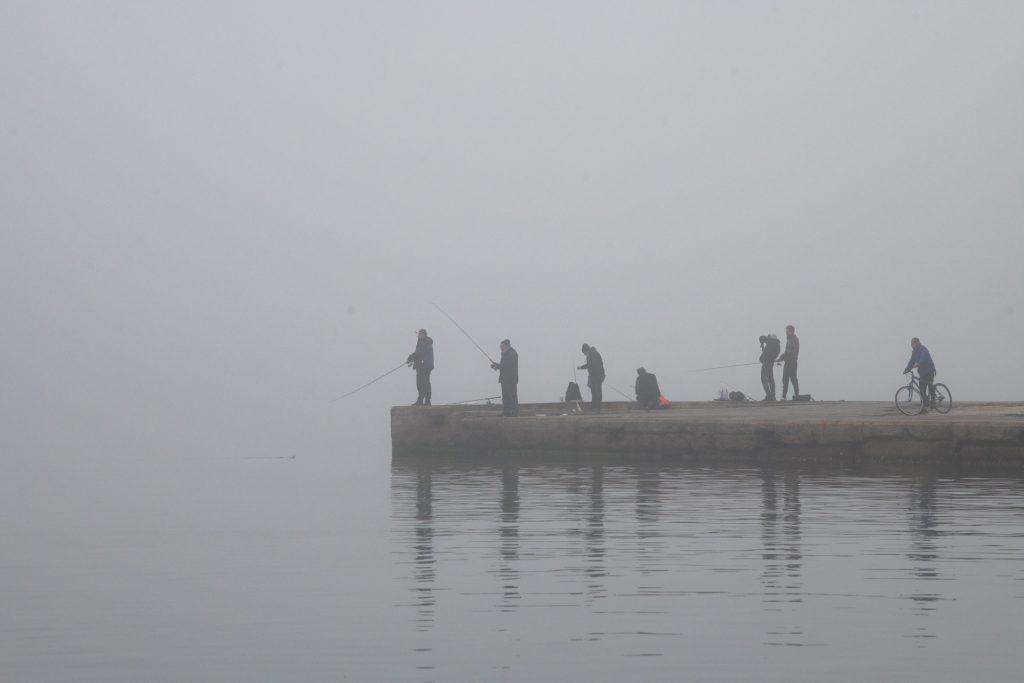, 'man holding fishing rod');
490,339,519,417
578,343,606,412
758,333,781,401
407,328,434,406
